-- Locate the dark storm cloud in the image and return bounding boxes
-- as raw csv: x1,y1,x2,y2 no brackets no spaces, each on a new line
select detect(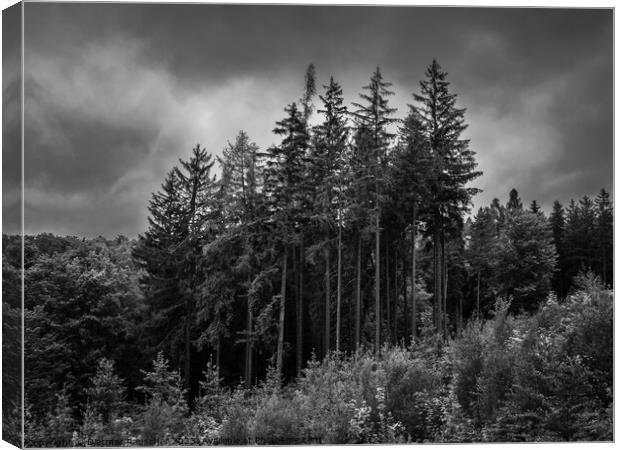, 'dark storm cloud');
20,4,612,236
3,2,22,234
